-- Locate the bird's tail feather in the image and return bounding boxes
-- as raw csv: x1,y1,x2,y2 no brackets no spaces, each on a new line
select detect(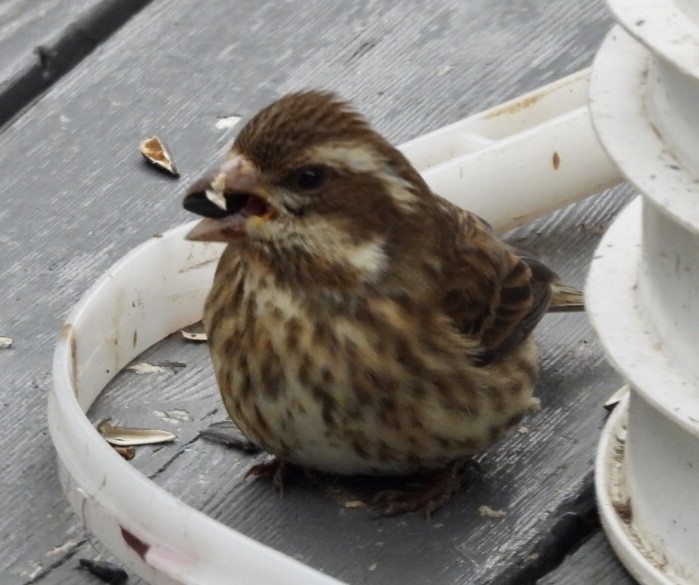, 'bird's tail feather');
549,283,584,312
